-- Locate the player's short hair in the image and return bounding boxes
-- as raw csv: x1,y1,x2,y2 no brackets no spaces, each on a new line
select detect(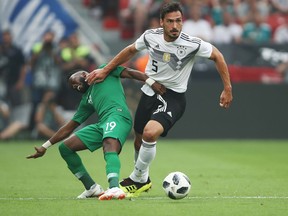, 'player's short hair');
160,2,183,20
